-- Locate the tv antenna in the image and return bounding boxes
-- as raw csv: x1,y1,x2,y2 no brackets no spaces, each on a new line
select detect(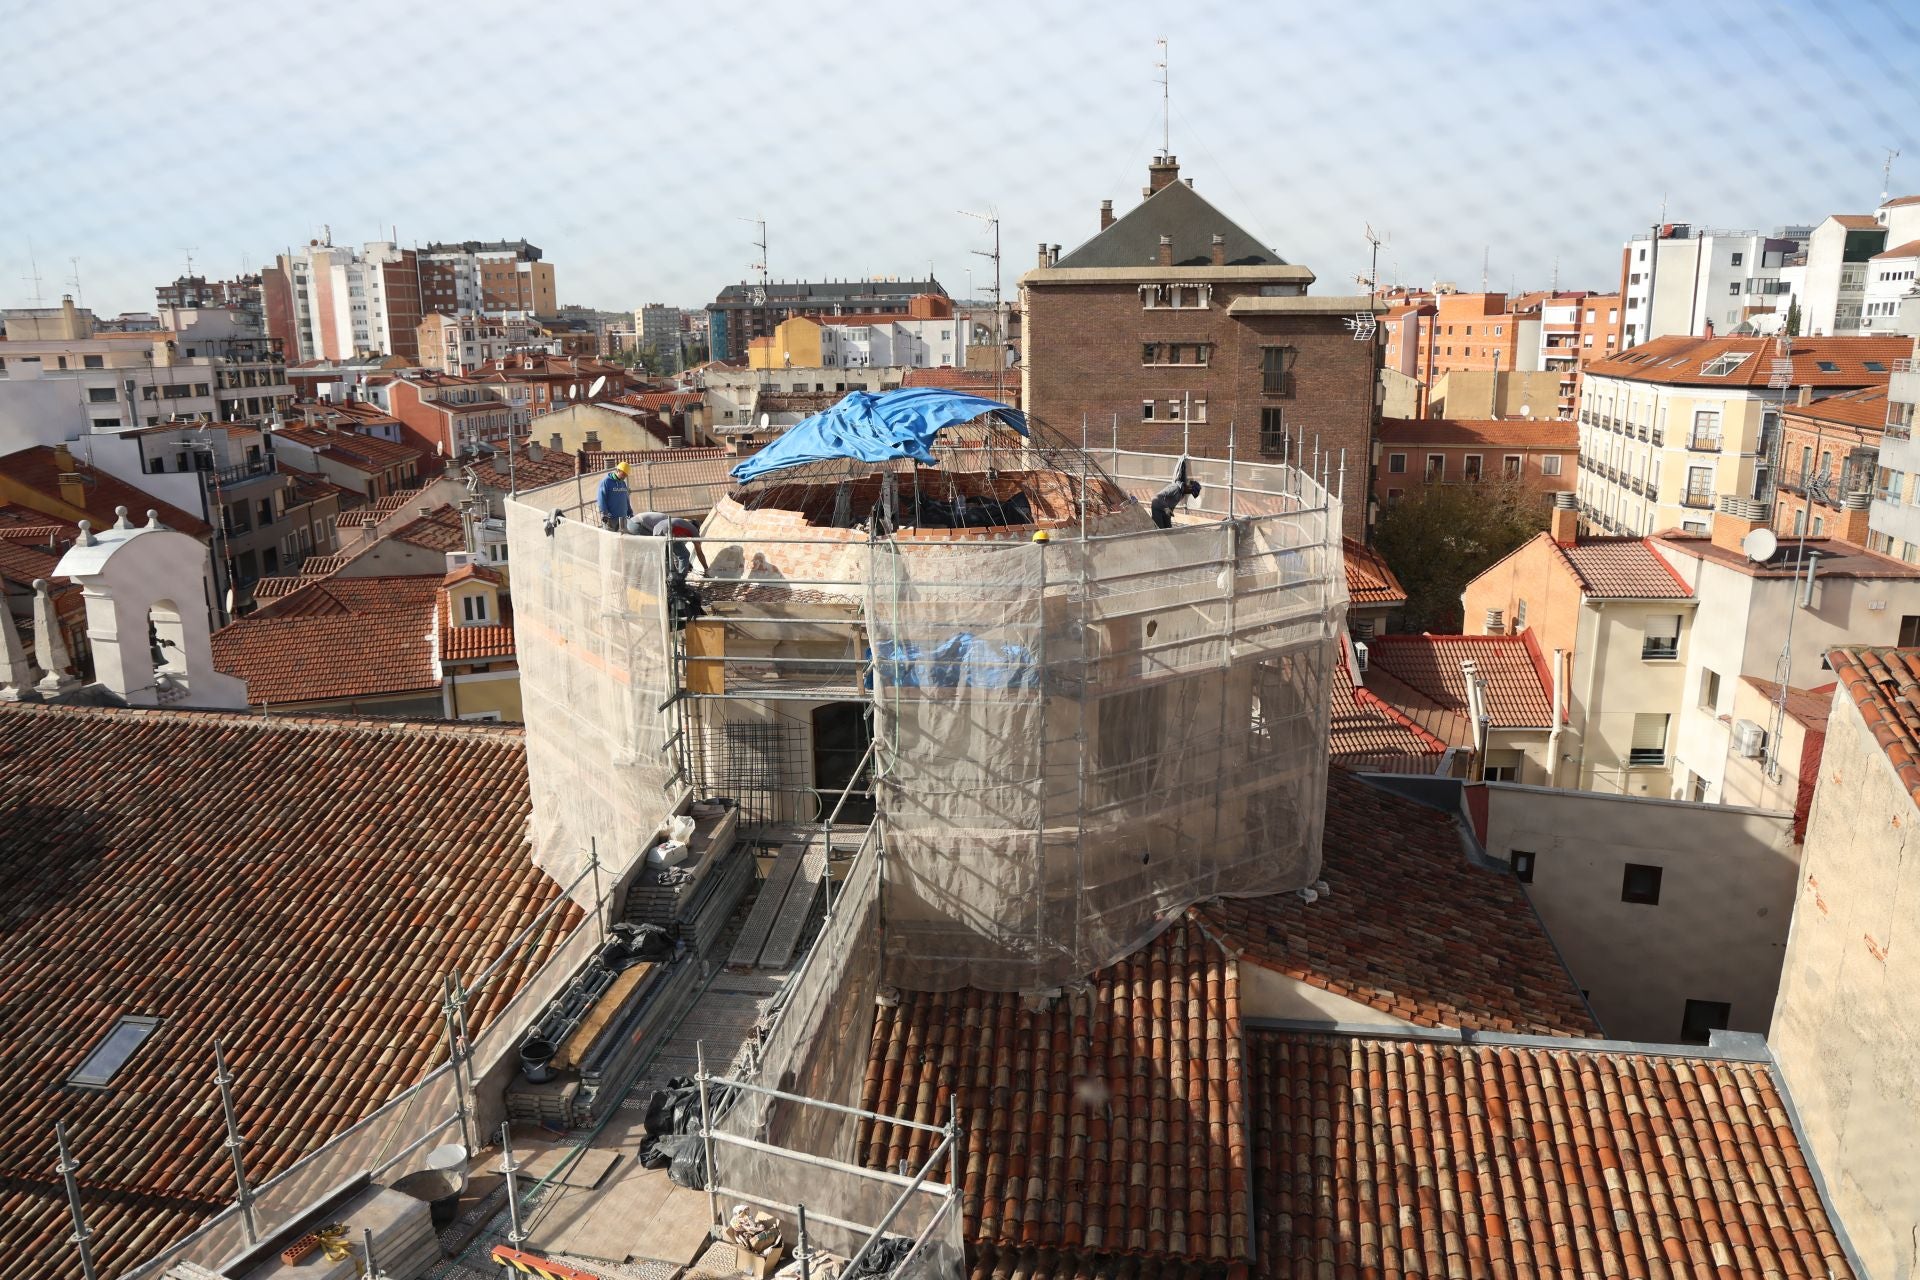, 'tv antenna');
1883,147,1901,202
67,258,83,309
1361,224,1388,302
21,240,44,305
1155,37,1170,155
959,208,1003,401
182,246,199,279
